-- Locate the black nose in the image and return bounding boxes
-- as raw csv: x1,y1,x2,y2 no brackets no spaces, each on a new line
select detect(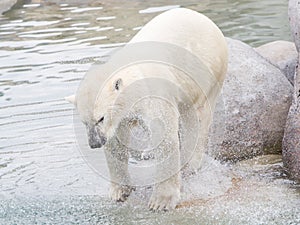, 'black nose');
87,125,107,149
89,142,103,149
89,136,107,149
